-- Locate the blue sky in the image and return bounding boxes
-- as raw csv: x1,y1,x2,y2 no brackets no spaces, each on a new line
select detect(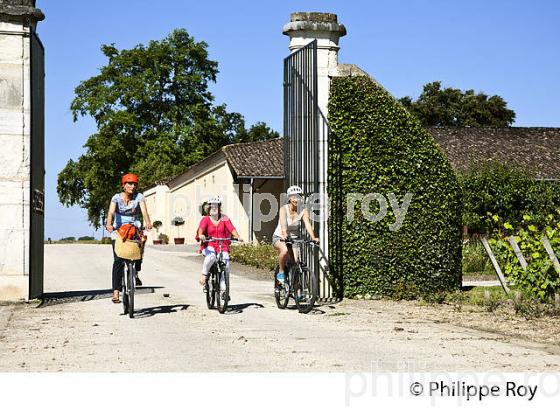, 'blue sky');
40,0,560,239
